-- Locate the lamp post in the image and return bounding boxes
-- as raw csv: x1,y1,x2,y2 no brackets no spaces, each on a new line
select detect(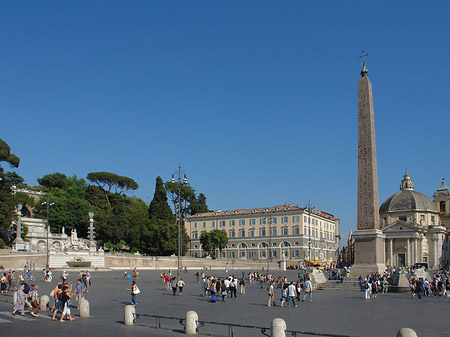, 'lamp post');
172,166,188,281
266,211,273,273
42,198,54,269
305,201,315,268
88,212,96,252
